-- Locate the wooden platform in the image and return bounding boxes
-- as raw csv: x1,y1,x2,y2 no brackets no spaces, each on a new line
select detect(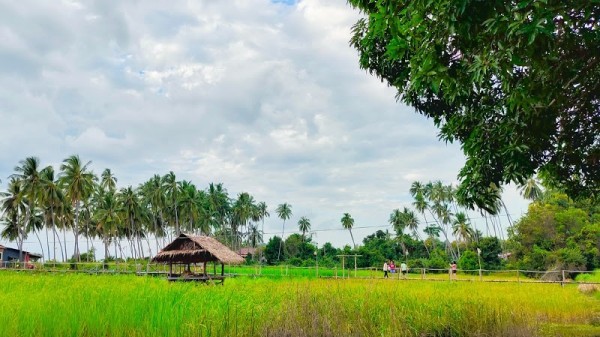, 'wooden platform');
167,274,226,284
